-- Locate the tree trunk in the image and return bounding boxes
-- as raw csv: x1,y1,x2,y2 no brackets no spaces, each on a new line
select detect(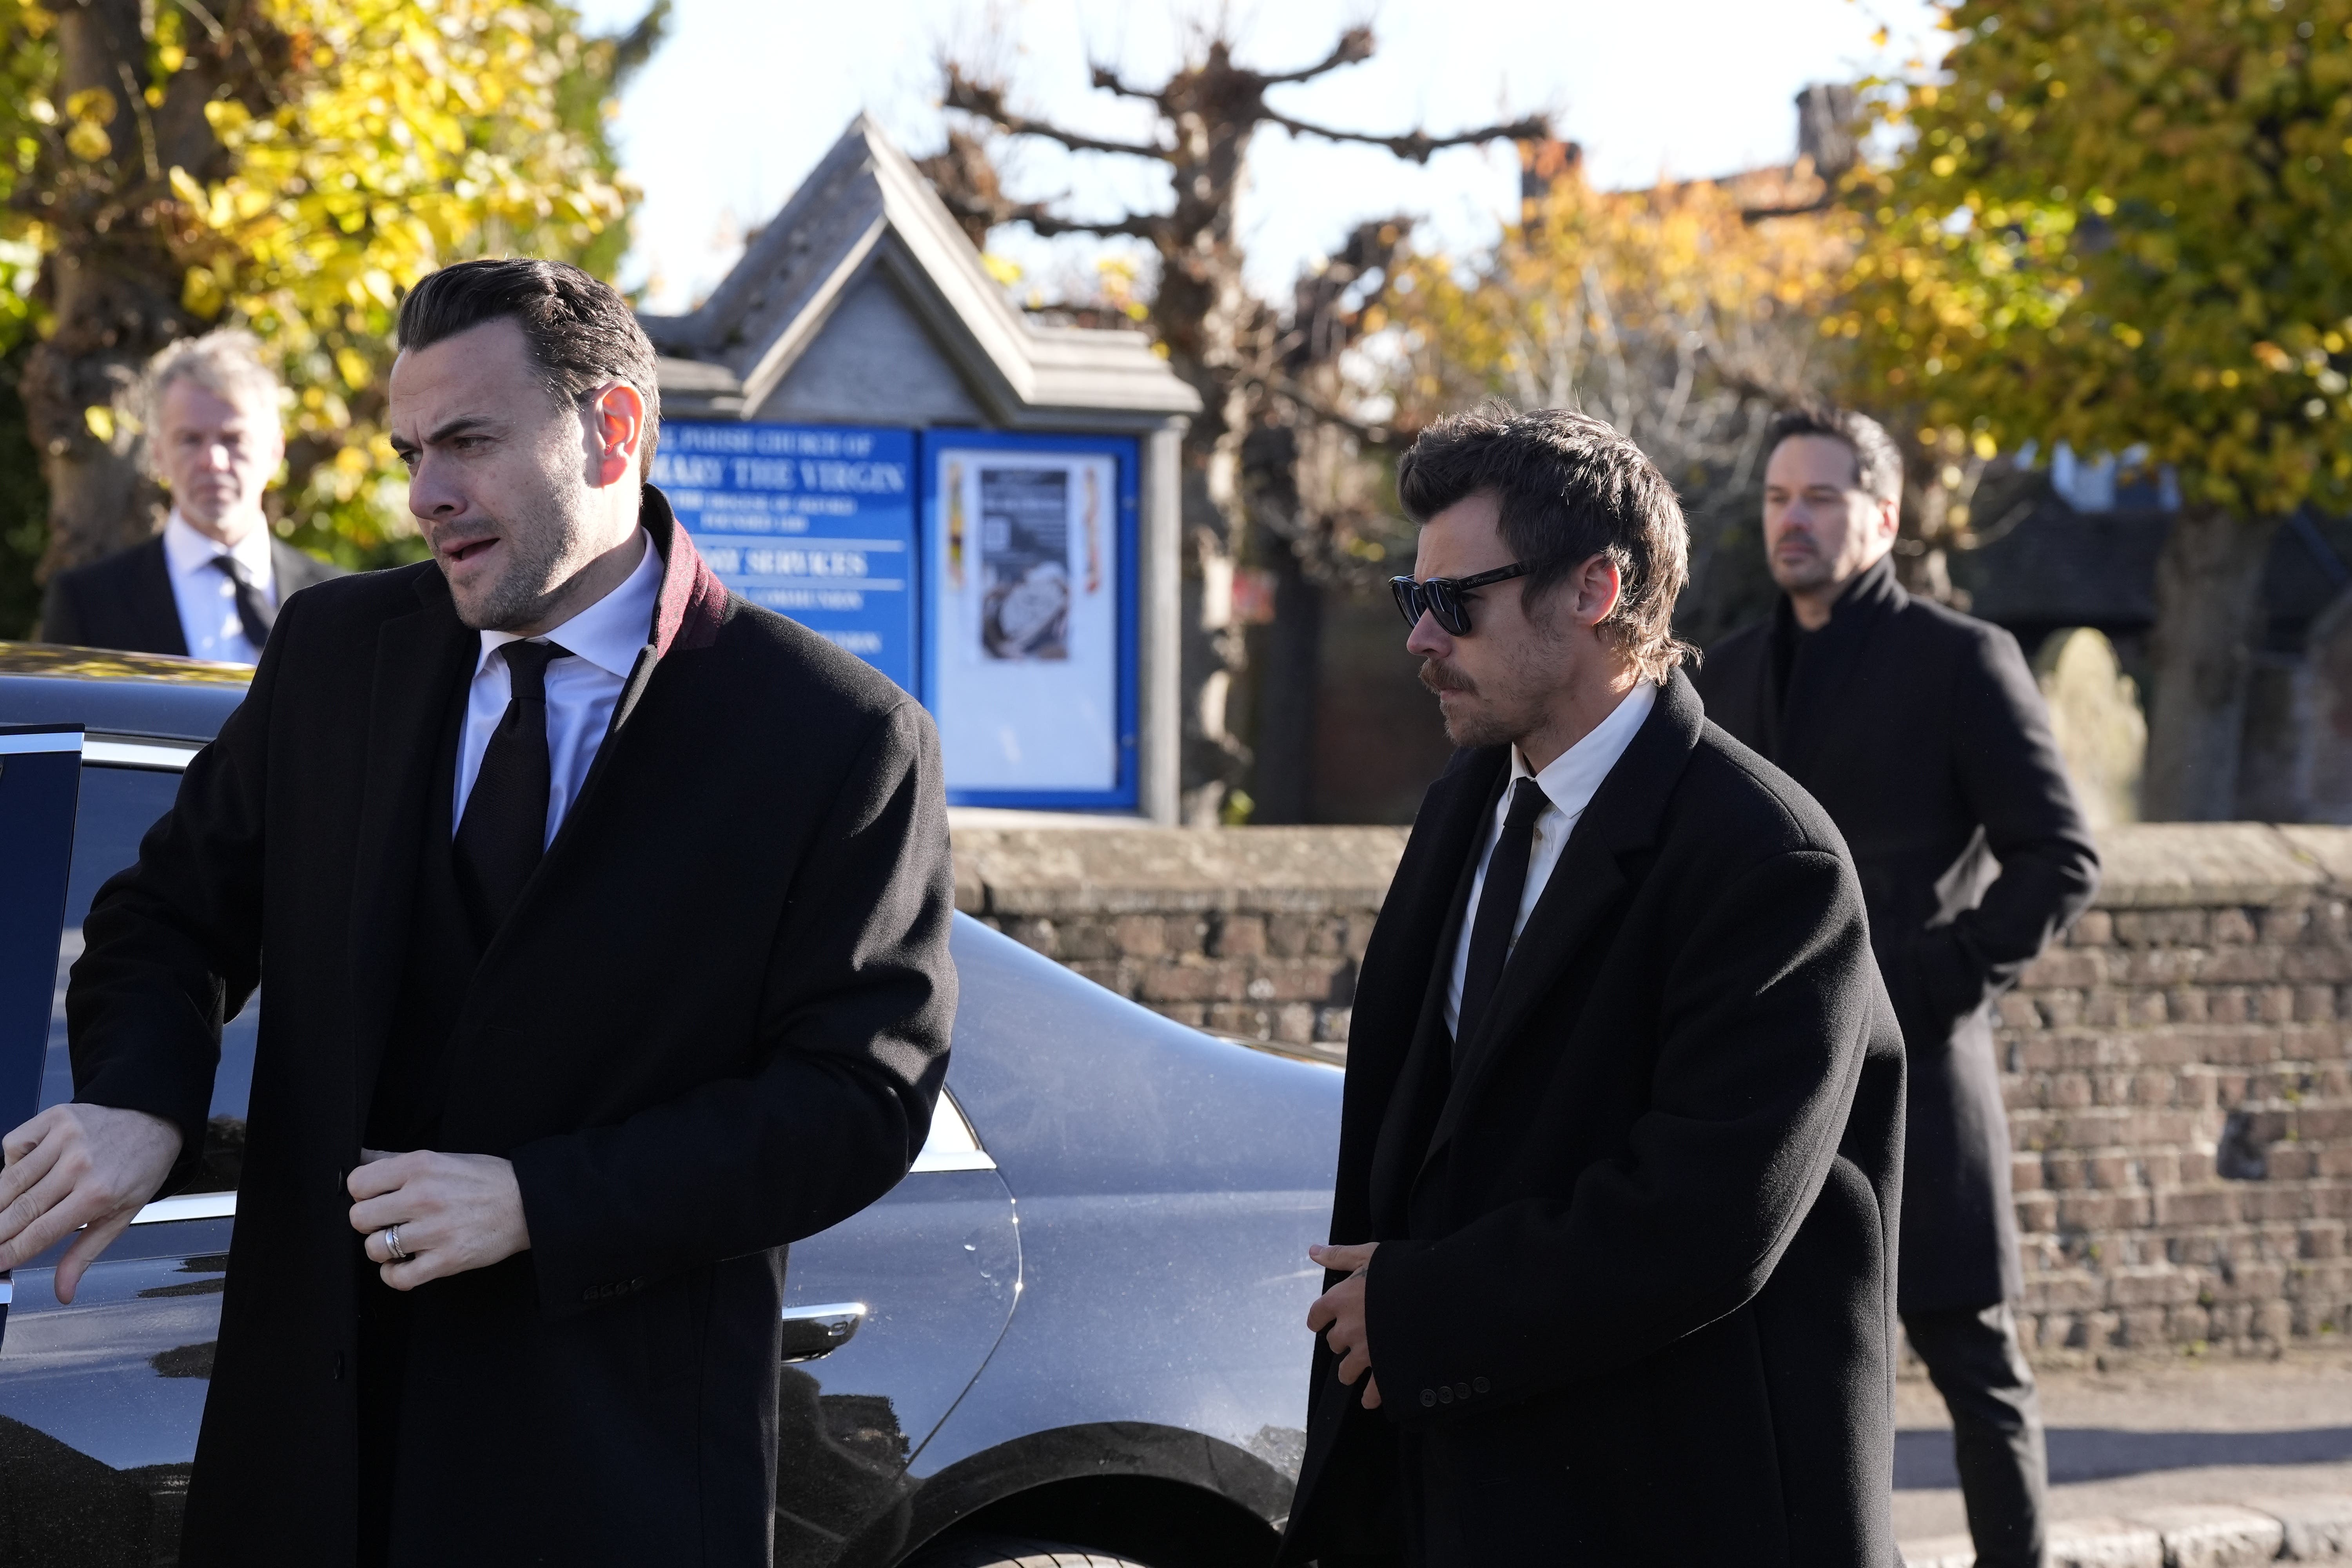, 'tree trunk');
2143,503,2284,820
25,0,196,578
